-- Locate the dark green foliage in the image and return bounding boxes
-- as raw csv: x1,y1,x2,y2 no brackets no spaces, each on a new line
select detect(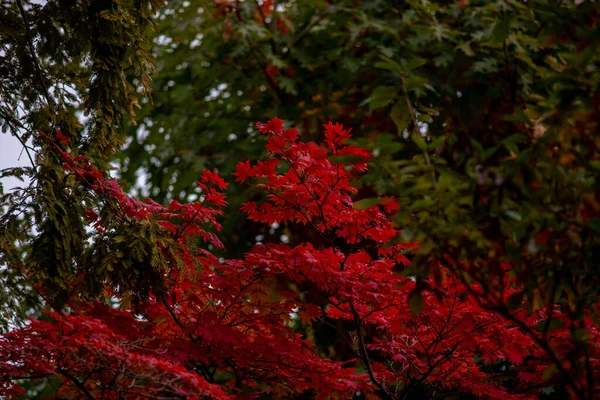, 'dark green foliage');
120,0,600,316
81,218,175,306
118,0,600,377
0,0,163,322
